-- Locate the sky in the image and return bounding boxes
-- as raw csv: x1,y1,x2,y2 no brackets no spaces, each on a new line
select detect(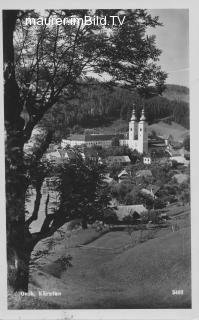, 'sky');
148,9,189,87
